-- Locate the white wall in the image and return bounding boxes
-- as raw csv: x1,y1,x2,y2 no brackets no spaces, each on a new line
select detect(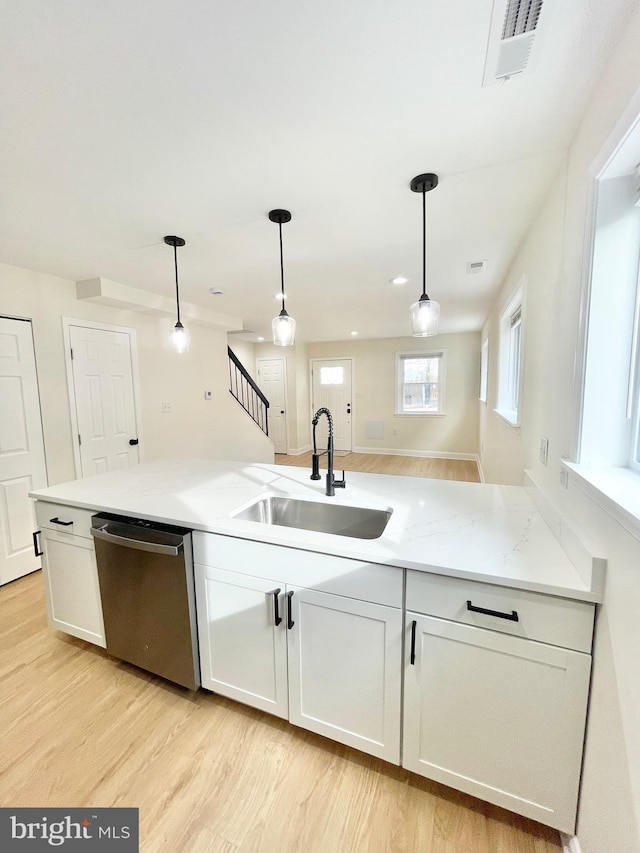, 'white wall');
1,263,273,486
307,333,480,457
479,8,640,850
